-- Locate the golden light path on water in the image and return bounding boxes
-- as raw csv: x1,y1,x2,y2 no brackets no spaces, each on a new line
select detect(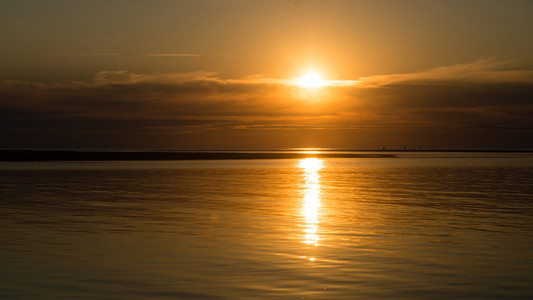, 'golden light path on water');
298,158,324,261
